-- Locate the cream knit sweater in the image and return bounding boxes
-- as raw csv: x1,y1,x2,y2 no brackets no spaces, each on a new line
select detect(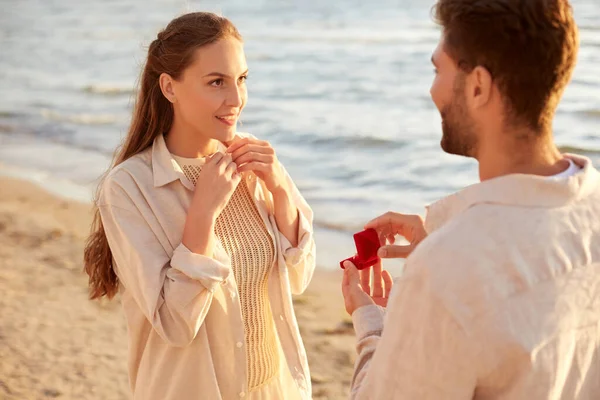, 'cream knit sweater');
173,155,280,390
